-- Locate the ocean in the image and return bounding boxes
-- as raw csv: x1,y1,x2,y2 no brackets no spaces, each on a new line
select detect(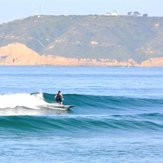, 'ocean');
0,66,163,163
